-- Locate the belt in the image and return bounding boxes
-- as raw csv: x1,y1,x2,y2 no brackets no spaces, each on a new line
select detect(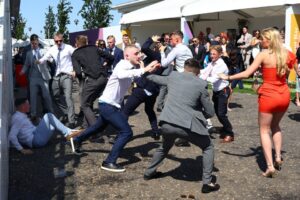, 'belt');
55,72,70,77
214,86,229,93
